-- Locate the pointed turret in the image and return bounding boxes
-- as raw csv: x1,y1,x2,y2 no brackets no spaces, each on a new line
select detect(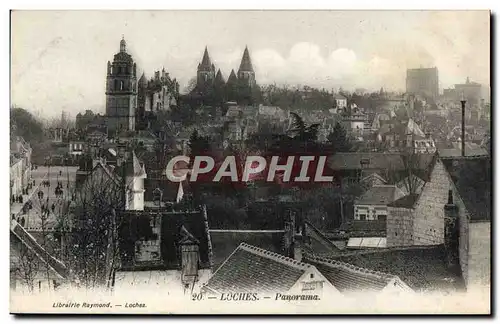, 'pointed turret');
125,151,146,177
138,72,147,88
238,46,254,73
200,46,213,70
215,69,225,84
227,69,238,84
